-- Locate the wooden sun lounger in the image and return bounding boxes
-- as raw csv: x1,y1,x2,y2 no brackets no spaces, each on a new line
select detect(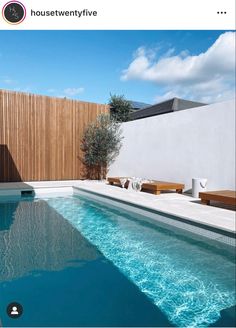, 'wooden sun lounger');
107,177,129,188
199,190,236,206
107,177,184,195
